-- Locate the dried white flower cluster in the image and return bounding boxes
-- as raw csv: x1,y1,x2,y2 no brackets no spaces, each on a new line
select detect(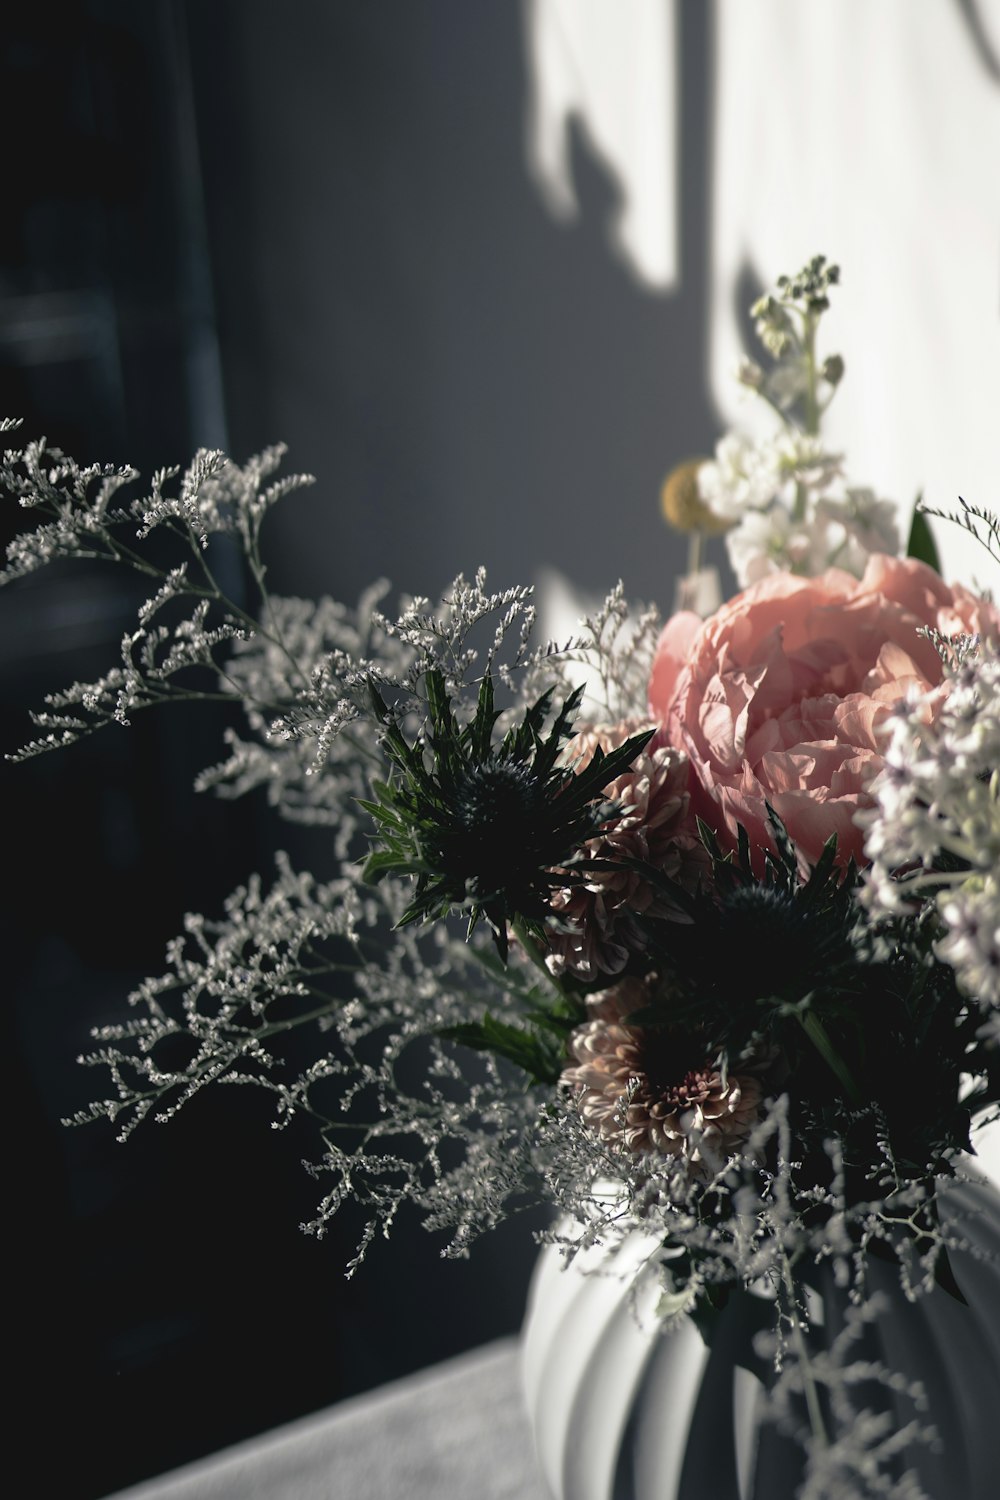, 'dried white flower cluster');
861,637,1000,1038
696,259,900,587
516,579,663,726
2,431,316,759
